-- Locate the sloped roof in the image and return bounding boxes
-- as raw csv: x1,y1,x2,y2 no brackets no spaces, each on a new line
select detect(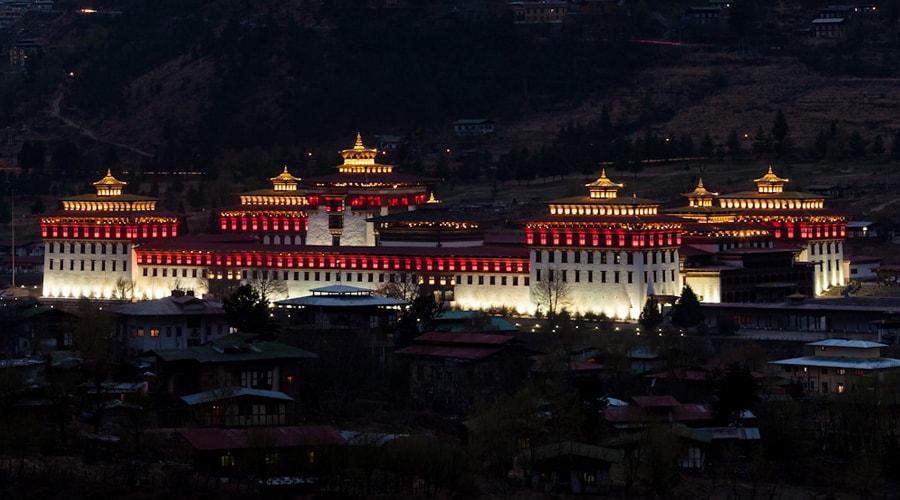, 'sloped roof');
106,294,223,316
530,441,624,464
179,426,346,451
180,387,294,406
152,335,317,363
